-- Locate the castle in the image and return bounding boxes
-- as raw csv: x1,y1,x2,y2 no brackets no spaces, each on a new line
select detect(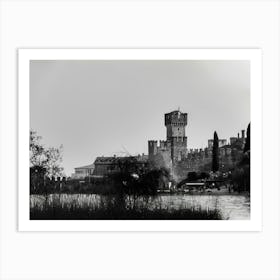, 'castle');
148,110,188,165
73,109,247,180
148,110,247,179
